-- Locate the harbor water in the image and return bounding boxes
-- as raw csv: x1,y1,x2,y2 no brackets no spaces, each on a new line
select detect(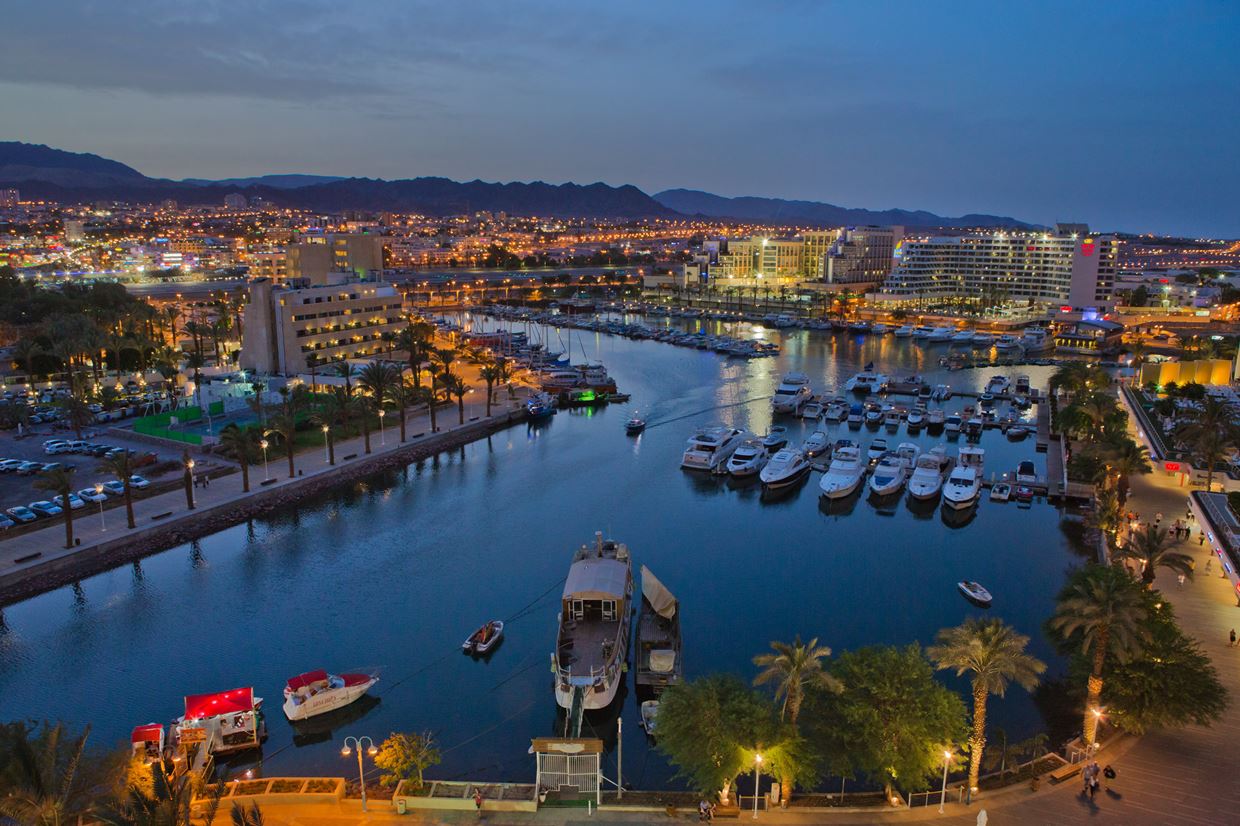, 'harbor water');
0,319,1090,790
